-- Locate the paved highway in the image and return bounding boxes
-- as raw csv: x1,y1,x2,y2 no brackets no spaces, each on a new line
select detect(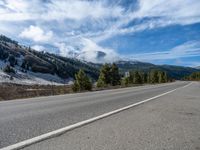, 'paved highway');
0,81,190,149
24,81,200,150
